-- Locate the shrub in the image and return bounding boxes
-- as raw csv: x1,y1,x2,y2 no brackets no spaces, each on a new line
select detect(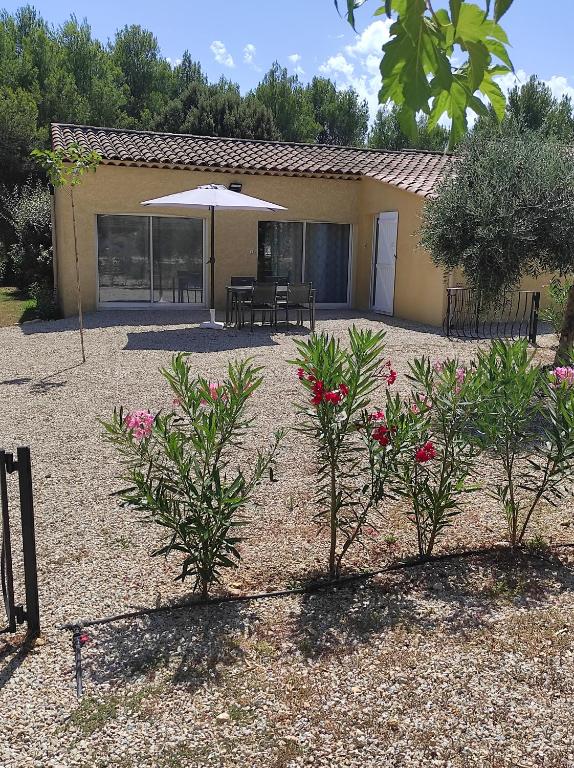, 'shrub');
102,354,283,597
541,277,574,340
29,282,59,320
365,358,481,558
291,327,386,577
473,340,574,547
0,181,52,290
